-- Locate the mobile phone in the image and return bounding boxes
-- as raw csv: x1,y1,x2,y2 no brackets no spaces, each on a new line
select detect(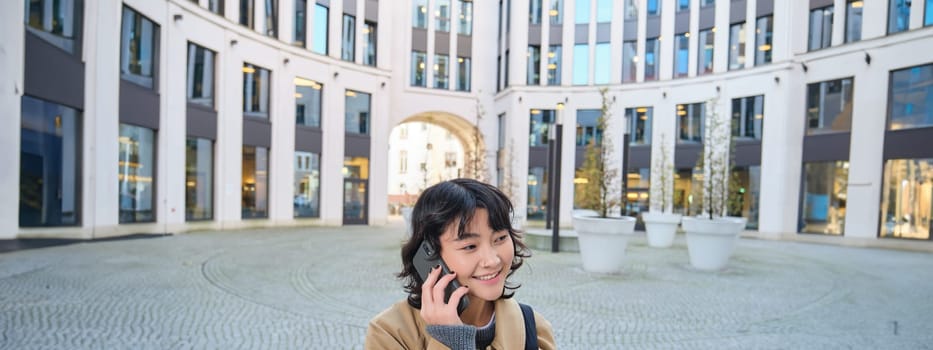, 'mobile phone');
413,240,470,315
